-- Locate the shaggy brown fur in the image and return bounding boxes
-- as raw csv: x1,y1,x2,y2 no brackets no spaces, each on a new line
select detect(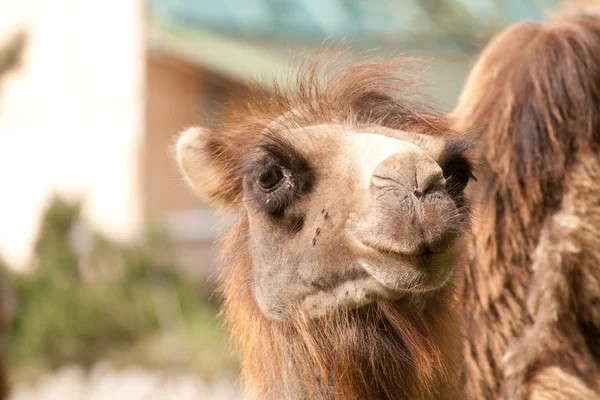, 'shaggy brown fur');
220,225,463,399
454,7,600,399
192,56,474,399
